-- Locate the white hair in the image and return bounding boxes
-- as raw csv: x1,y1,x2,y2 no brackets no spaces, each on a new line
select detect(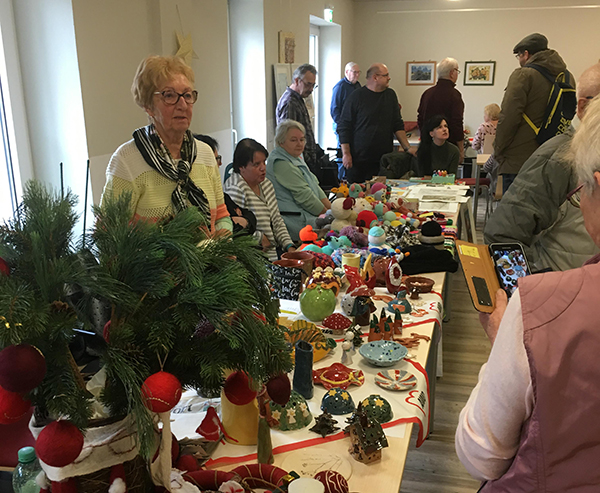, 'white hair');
437,58,459,79
571,95,600,190
345,62,358,72
275,119,306,147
